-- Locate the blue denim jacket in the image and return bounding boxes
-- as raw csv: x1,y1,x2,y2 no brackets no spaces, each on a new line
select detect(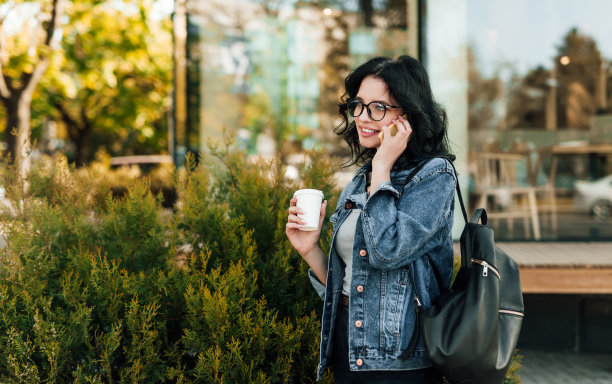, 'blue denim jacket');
308,157,456,380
